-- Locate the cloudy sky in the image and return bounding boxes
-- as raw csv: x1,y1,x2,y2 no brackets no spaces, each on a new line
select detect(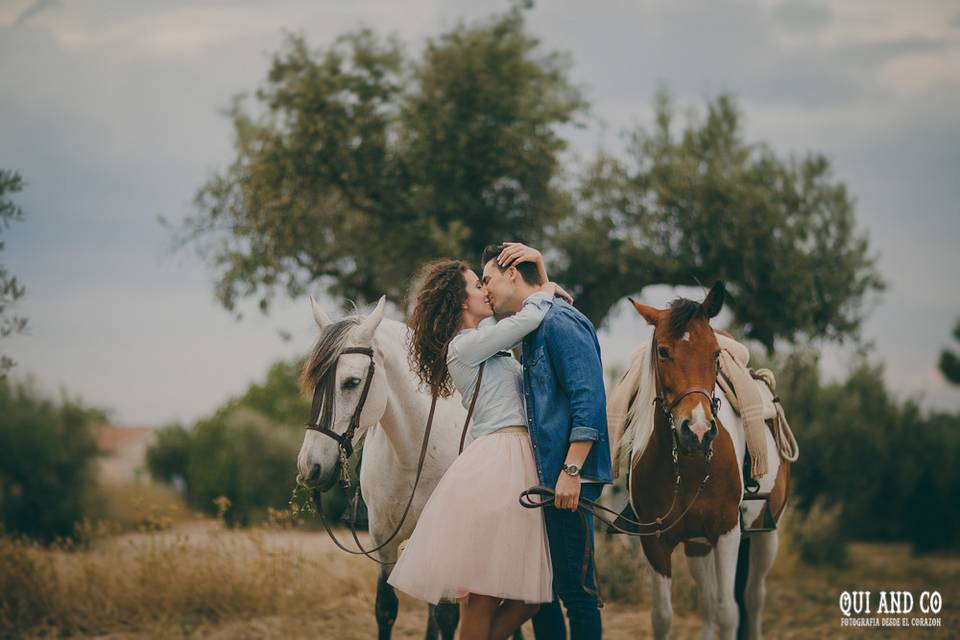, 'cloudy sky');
1,0,958,426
